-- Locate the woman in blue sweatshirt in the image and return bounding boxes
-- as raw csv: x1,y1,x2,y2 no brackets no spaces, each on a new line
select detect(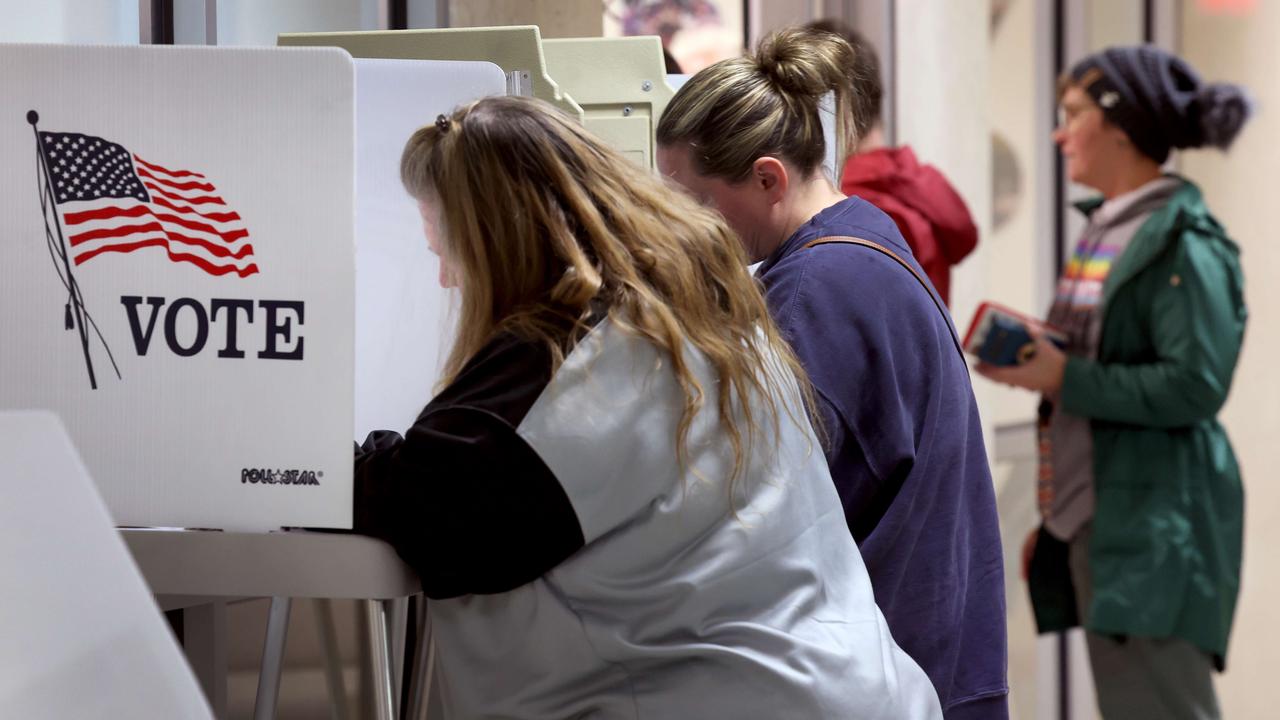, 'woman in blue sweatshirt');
657,28,1008,720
